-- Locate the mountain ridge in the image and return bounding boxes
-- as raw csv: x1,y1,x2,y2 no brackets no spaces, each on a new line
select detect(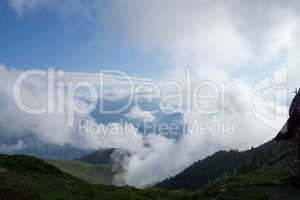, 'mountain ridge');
156,140,288,190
